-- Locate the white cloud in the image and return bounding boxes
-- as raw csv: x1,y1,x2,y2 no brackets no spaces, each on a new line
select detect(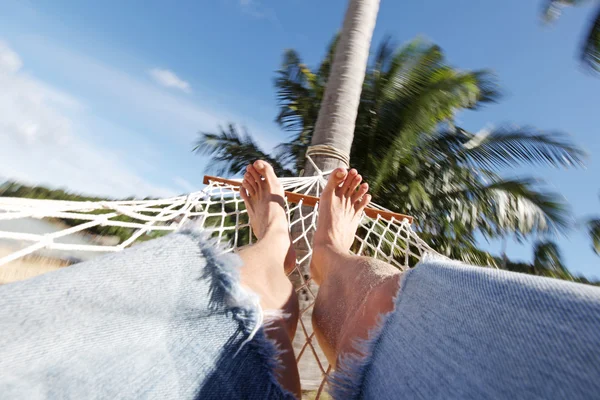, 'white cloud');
0,40,178,198
20,35,279,150
148,68,191,93
0,41,23,73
